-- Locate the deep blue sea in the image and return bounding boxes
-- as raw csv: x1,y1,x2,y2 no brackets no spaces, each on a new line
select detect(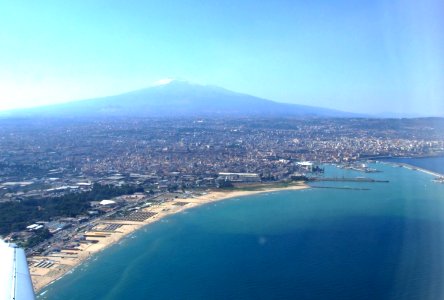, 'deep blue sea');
39,161,444,300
